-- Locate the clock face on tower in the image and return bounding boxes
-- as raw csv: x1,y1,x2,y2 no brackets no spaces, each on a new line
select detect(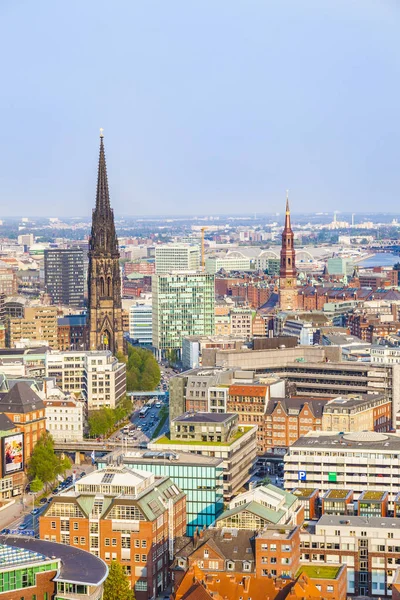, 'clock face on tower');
287,279,292,286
